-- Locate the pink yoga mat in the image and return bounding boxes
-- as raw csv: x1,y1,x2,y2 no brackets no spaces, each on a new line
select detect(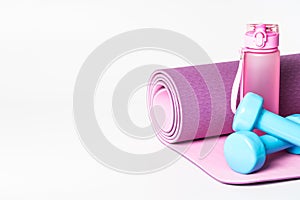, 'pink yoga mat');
147,53,300,185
